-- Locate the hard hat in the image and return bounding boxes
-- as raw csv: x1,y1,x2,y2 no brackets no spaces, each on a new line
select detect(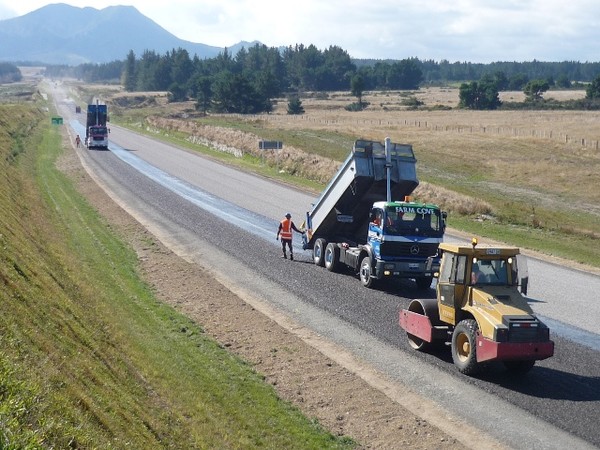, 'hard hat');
285,213,292,218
